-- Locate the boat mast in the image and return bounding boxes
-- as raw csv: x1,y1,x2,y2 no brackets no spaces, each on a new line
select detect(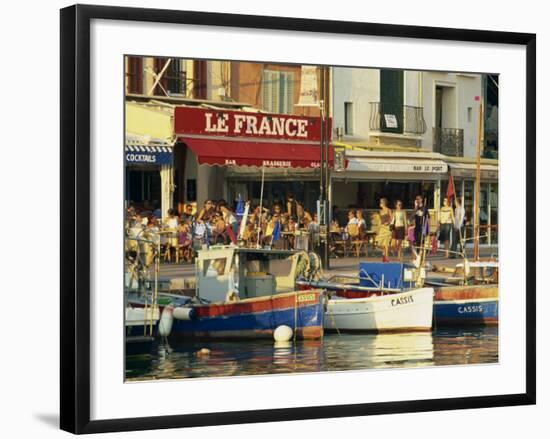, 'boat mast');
473,92,484,261
256,165,265,248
